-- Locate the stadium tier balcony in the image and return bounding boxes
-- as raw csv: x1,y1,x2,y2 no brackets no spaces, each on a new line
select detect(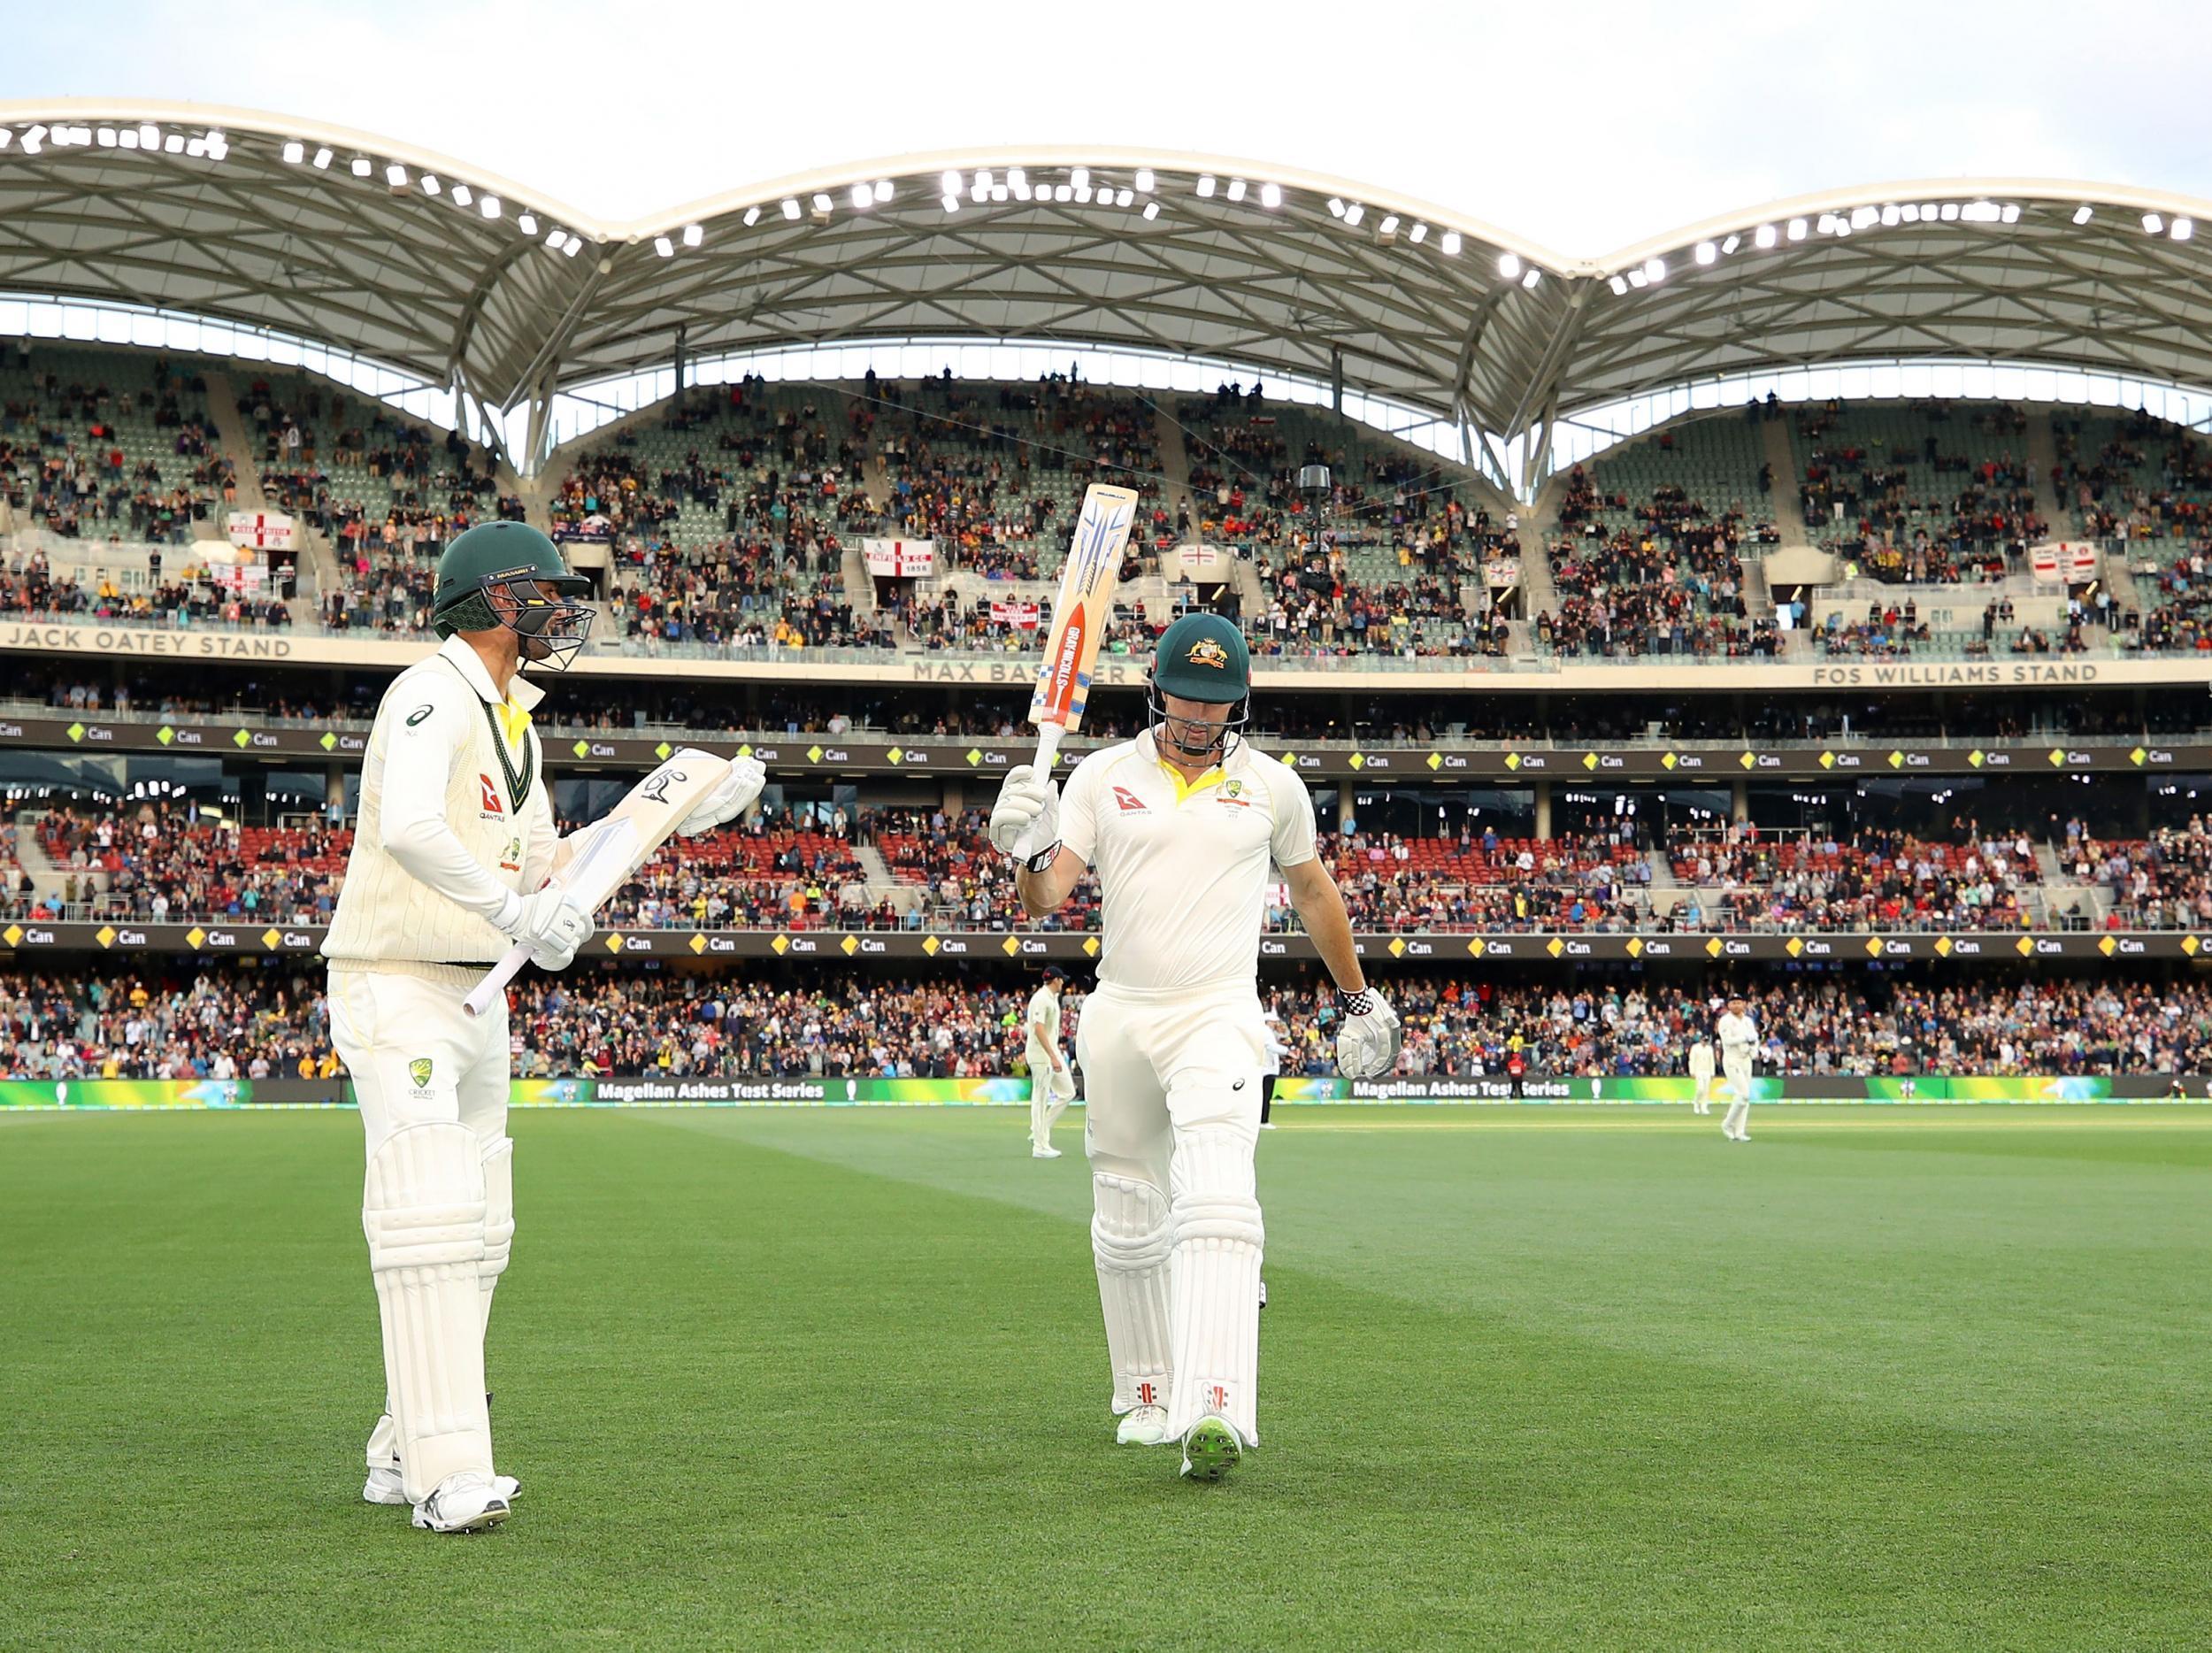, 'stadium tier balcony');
0,345,229,546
